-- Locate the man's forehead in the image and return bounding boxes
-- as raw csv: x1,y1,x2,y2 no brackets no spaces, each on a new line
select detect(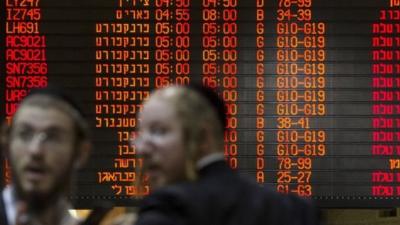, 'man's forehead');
143,97,174,116
139,97,180,126
161,86,180,96
13,105,74,130
152,86,181,99
142,87,180,109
